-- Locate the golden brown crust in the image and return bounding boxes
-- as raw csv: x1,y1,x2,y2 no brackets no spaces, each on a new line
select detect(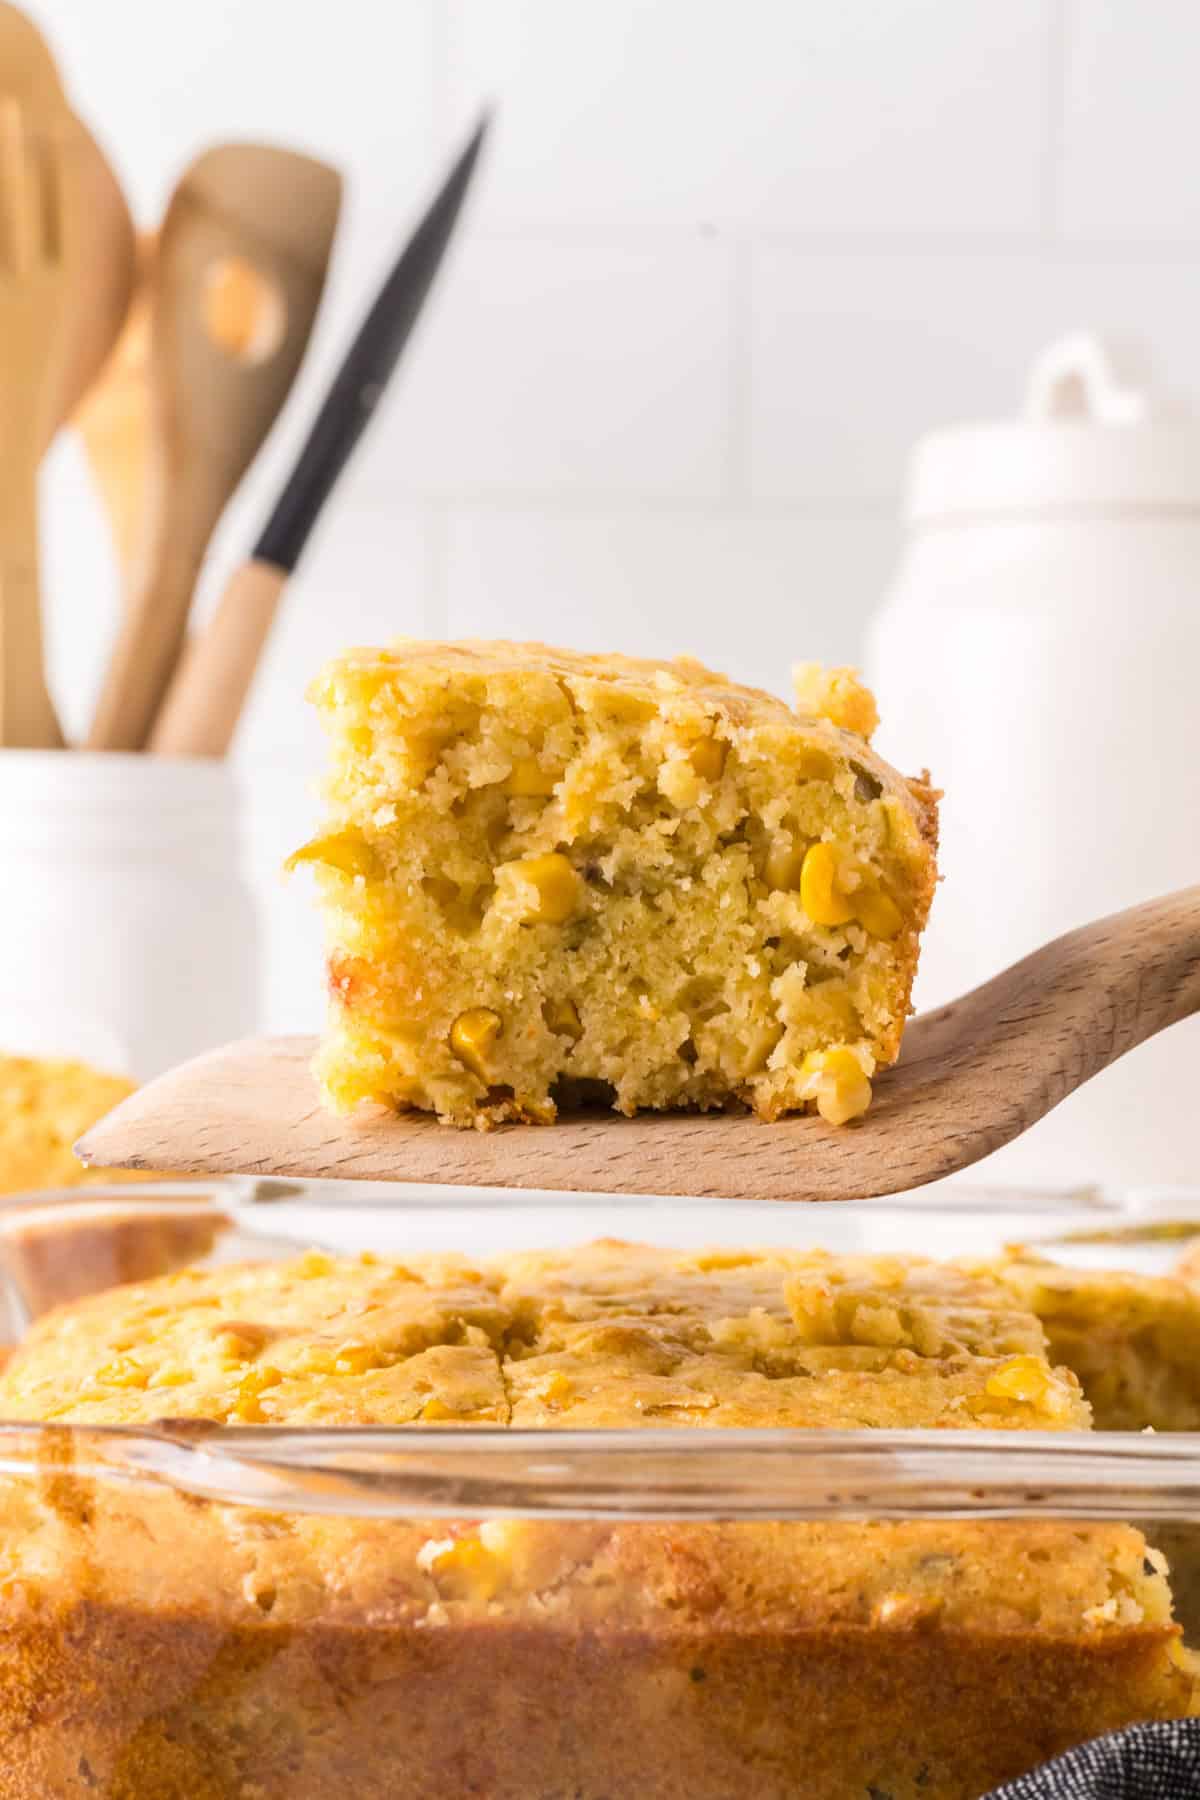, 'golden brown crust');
0,1243,1088,1433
